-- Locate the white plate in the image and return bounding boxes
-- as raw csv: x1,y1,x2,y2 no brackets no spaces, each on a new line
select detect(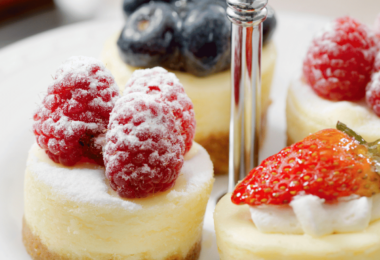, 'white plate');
0,13,329,259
